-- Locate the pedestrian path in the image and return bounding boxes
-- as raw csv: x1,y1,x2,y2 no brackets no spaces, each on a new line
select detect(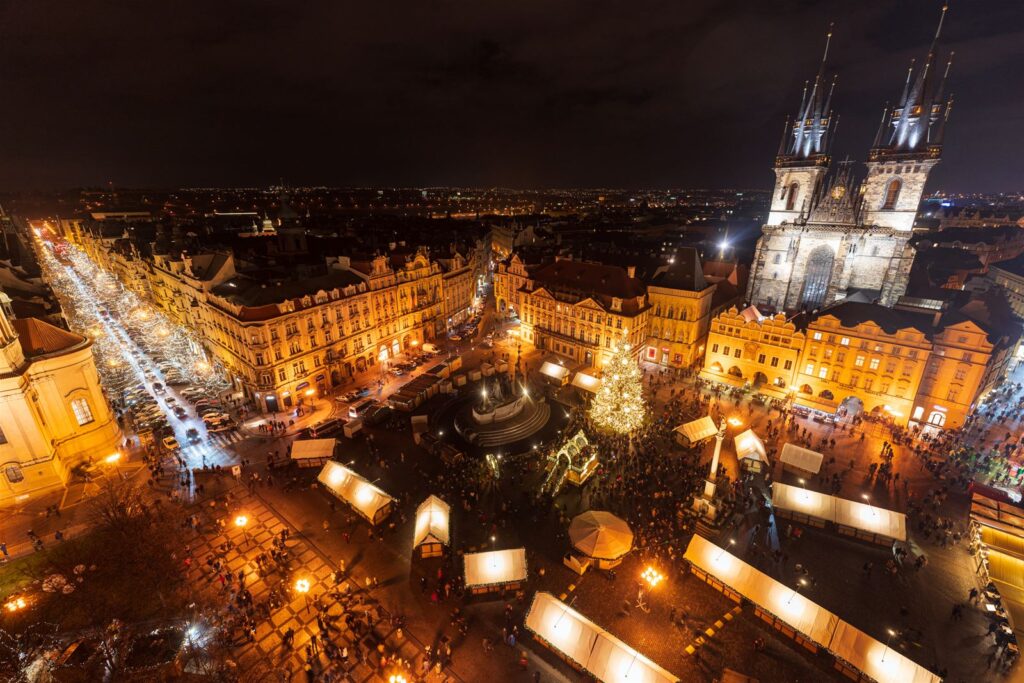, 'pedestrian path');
206,430,246,447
